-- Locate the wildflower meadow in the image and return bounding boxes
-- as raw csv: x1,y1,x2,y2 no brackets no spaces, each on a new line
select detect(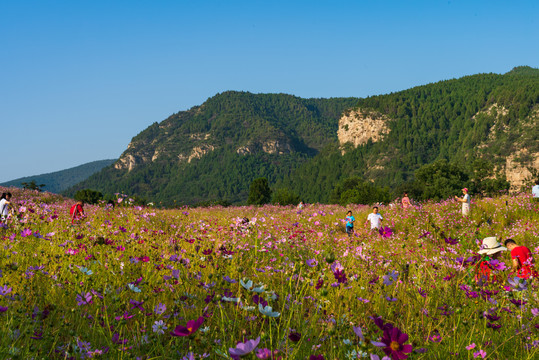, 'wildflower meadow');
0,186,538,359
